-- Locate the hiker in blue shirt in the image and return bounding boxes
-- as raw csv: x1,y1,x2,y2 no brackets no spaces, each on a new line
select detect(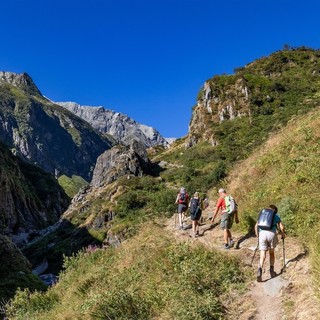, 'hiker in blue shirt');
254,205,285,282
